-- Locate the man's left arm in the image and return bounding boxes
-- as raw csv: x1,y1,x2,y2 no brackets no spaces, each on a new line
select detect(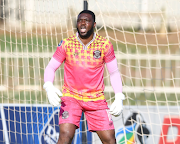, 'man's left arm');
104,41,125,116
106,58,125,116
